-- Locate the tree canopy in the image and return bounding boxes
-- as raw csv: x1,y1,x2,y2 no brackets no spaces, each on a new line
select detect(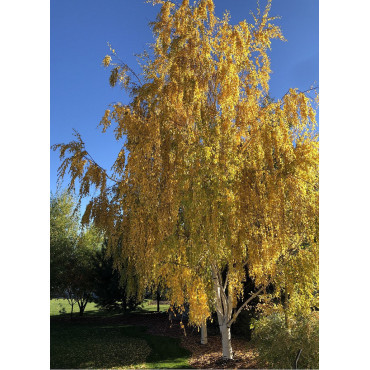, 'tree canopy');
53,0,318,358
